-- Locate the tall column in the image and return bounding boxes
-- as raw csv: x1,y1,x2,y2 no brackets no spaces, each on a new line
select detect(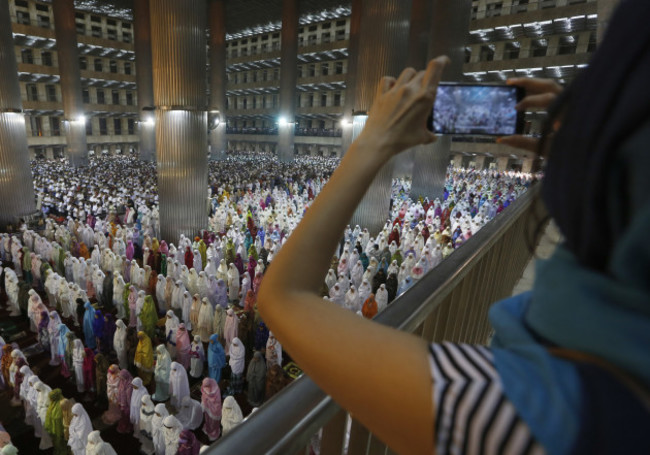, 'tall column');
474,155,486,170
133,0,156,162
496,156,509,172
349,0,413,235
277,0,299,163
597,0,622,43
150,0,208,243
410,0,472,202
392,0,433,179
340,0,363,154
0,0,36,228
52,0,88,167
208,0,228,161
